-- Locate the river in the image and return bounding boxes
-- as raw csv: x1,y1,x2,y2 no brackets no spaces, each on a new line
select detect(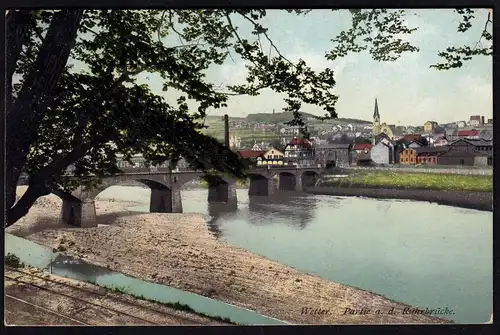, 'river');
97,186,492,324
